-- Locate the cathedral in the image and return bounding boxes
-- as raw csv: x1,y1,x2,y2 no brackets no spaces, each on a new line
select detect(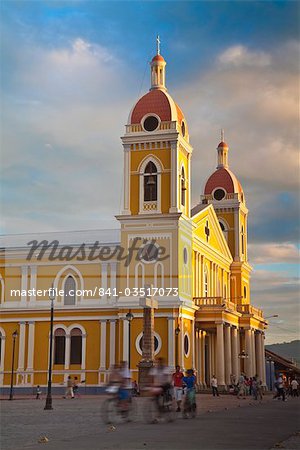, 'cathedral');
0,43,267,391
